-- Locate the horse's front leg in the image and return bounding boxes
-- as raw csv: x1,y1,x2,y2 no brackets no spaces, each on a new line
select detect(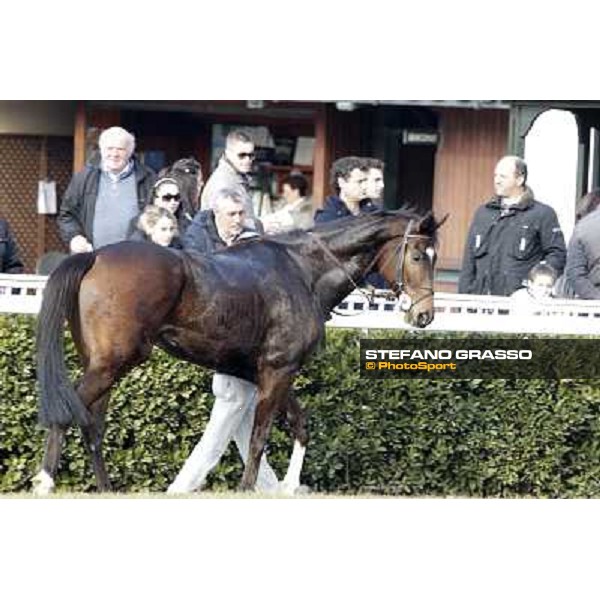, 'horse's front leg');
240,368,292,491
281,392,308,495
32,424,66,495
